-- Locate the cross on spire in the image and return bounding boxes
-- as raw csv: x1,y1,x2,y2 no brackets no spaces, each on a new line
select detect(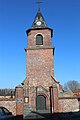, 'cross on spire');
36,0,43,10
